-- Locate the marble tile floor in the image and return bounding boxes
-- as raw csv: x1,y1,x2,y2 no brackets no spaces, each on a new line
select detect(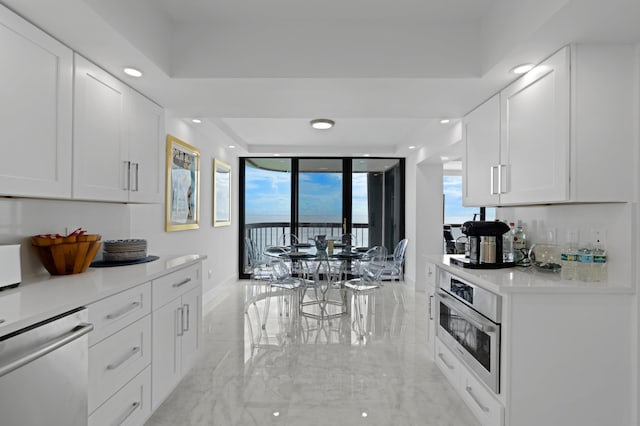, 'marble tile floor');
145,281,479,426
